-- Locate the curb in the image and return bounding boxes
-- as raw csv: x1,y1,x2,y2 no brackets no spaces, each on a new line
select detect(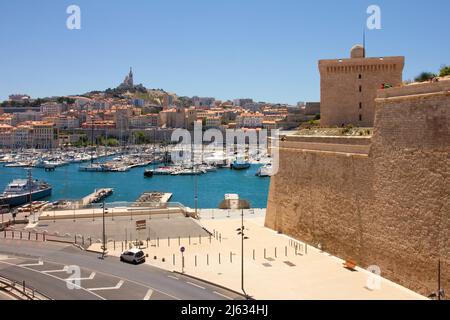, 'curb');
172,271,254,300
72,243,85,251
85,249,109,255
45,238,74,245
